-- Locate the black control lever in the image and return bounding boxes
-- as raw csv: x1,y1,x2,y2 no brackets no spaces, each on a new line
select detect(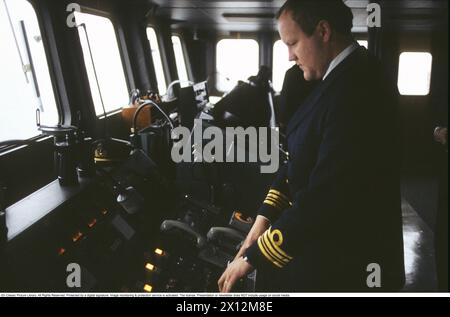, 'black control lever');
207,227,245,245
116,186,144,215
206,227,245,253
96,165,144,215
197,227,245,269
160,220,206,249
